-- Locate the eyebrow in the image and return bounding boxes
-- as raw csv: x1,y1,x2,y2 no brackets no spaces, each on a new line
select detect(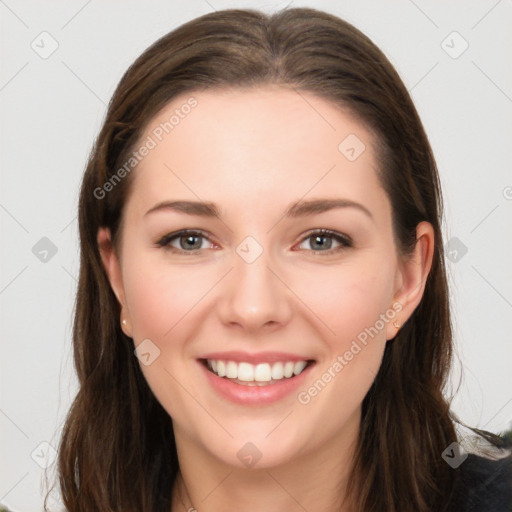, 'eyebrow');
144,198,373,220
